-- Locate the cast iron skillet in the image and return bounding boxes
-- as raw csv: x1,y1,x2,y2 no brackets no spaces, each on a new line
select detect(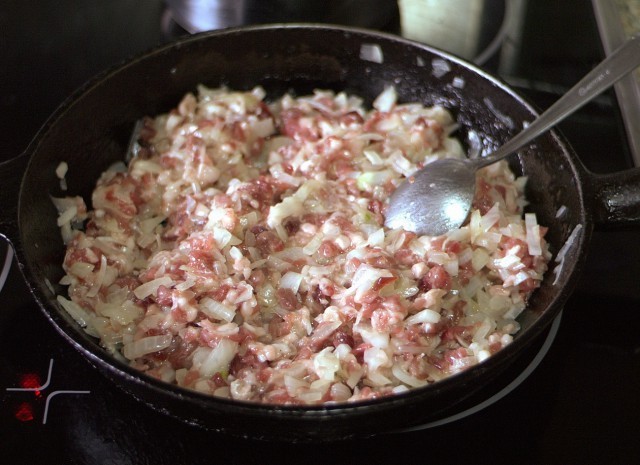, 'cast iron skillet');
1,25,639,442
